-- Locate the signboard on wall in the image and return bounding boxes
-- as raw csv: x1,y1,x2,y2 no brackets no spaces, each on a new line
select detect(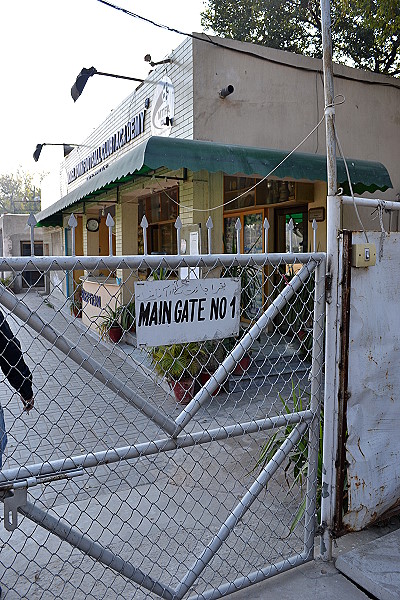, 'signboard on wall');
151,76,175,137
135,278,240,347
